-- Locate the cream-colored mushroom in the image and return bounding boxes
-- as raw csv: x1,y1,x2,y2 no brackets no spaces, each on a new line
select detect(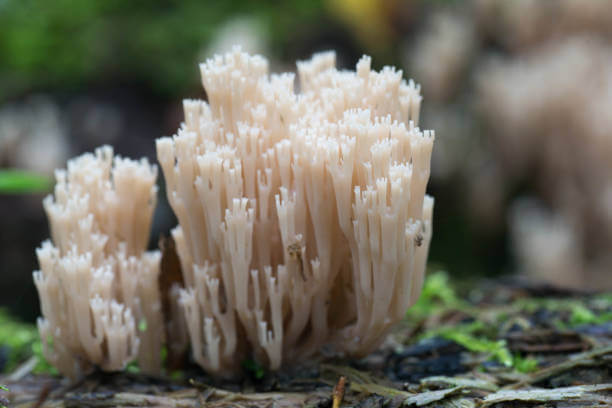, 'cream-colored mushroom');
34,146,163,378
157,47,435,376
